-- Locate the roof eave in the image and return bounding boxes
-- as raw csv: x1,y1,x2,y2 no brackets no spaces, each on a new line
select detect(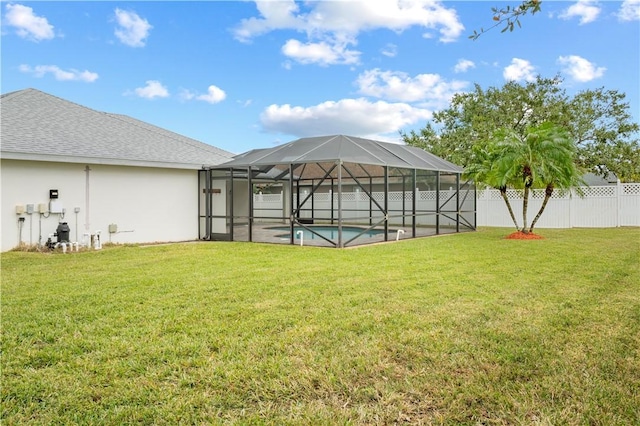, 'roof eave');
0,151,211,170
